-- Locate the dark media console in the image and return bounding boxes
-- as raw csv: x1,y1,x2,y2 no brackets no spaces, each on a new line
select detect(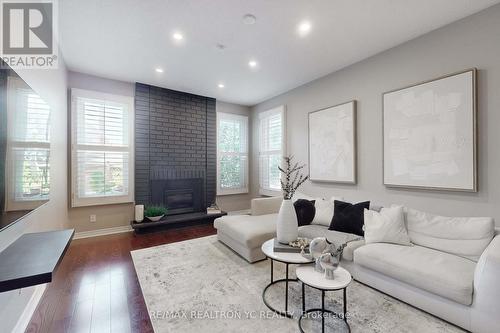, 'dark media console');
0,229,74,293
